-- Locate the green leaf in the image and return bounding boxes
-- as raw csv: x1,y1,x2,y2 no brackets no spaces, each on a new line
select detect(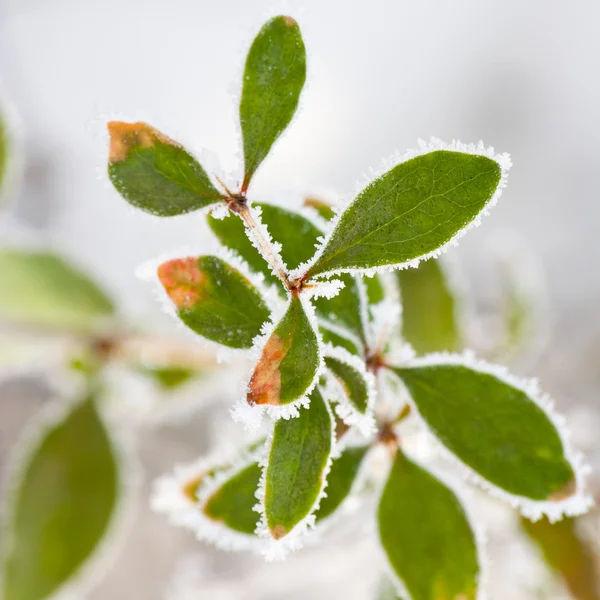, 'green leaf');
138,365,198,390
240,16,306,190
363,274,386,305
305,150,504,278
521,516,600,600
247,295,318,406
378,451,479,600
313,274,367,344
392,361,577,503
324,356,370,414
397,259,461,354
158,255,270,349
304,196,336,221
0,249,115,332
314,445,368,522
263,387,332,538
319,326,362,357
107,121,223,216
2,397,119,600
203,462,262,535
